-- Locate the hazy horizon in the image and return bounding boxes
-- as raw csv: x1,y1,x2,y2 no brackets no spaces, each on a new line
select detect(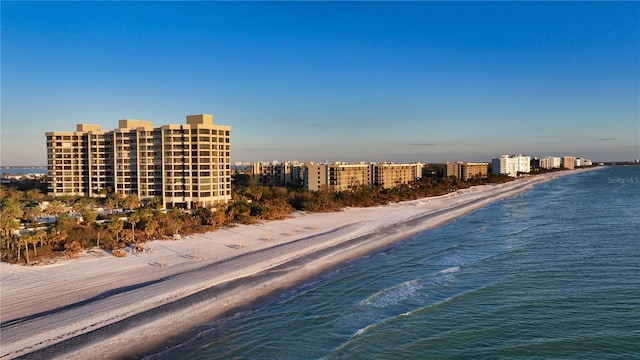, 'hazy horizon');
2,2,638,166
